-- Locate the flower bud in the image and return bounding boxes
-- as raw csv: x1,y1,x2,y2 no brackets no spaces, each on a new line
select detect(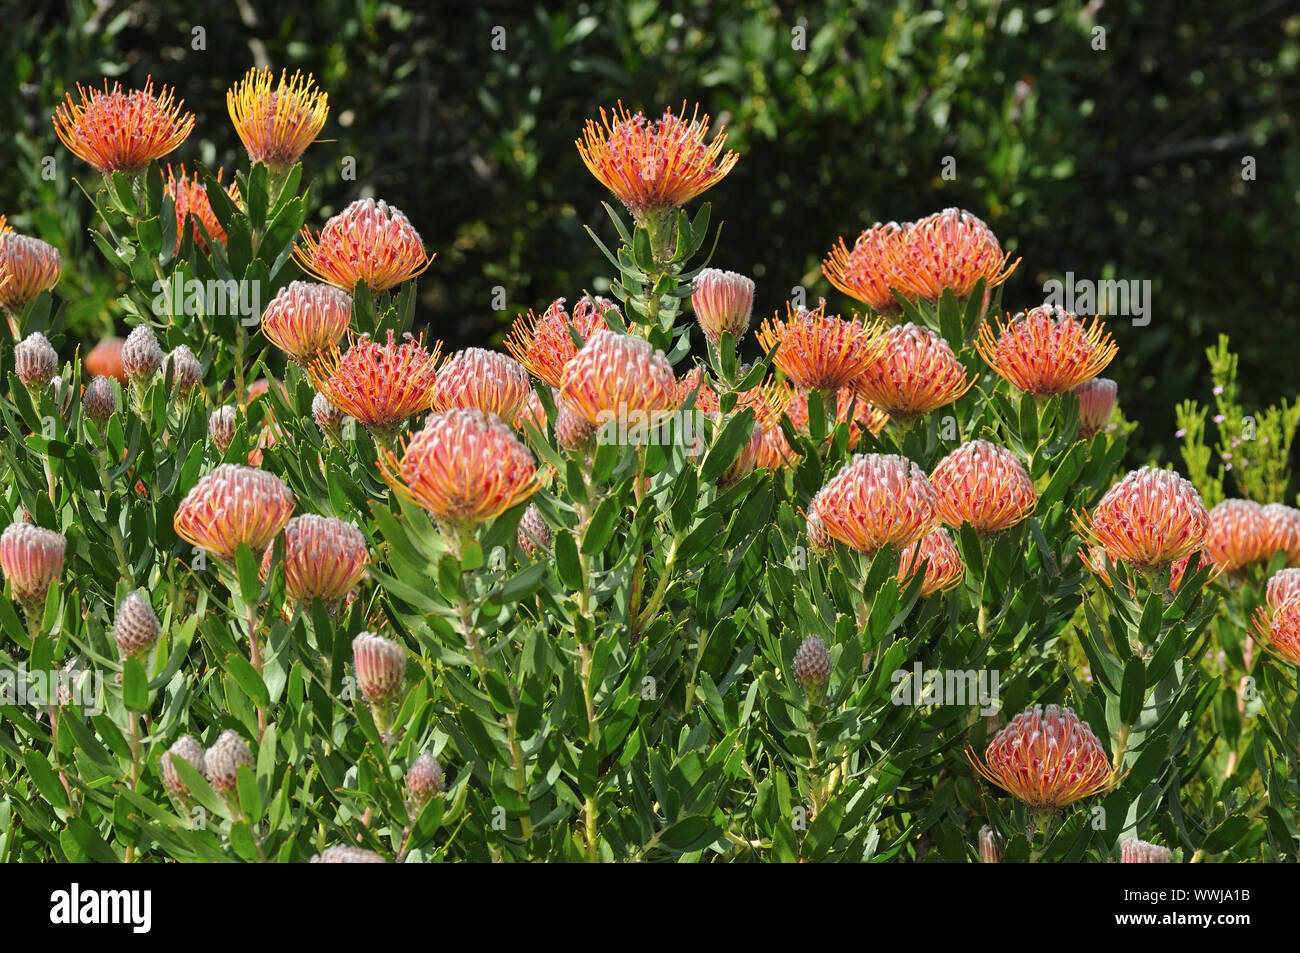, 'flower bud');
978,826,1002,863
352,632,406,707
1120,837,1172,863
406,752,444,812
82,375,118,423
313,392,345,436
791,635,832,704
266,514,368,606
517,502,552,558
204,729,253,794
14,331,58,390
162,344,203,395
209,405,237,453
162,734,206,800
121,324,163,384
692,268,755,347
0,522,65,608
112,589,161,658
555,403,596,451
